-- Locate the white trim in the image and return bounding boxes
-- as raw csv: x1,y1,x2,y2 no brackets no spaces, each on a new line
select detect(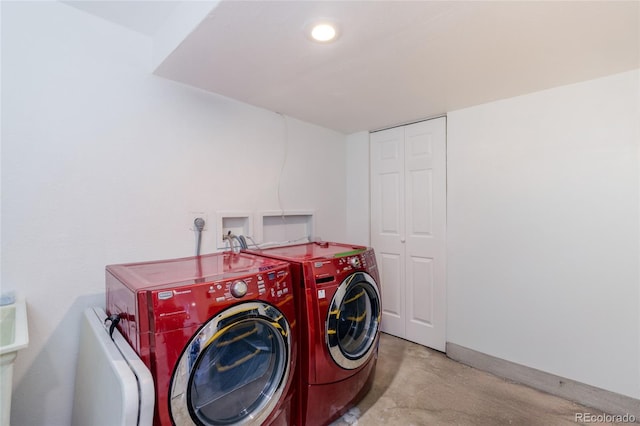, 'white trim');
446,342,640,419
